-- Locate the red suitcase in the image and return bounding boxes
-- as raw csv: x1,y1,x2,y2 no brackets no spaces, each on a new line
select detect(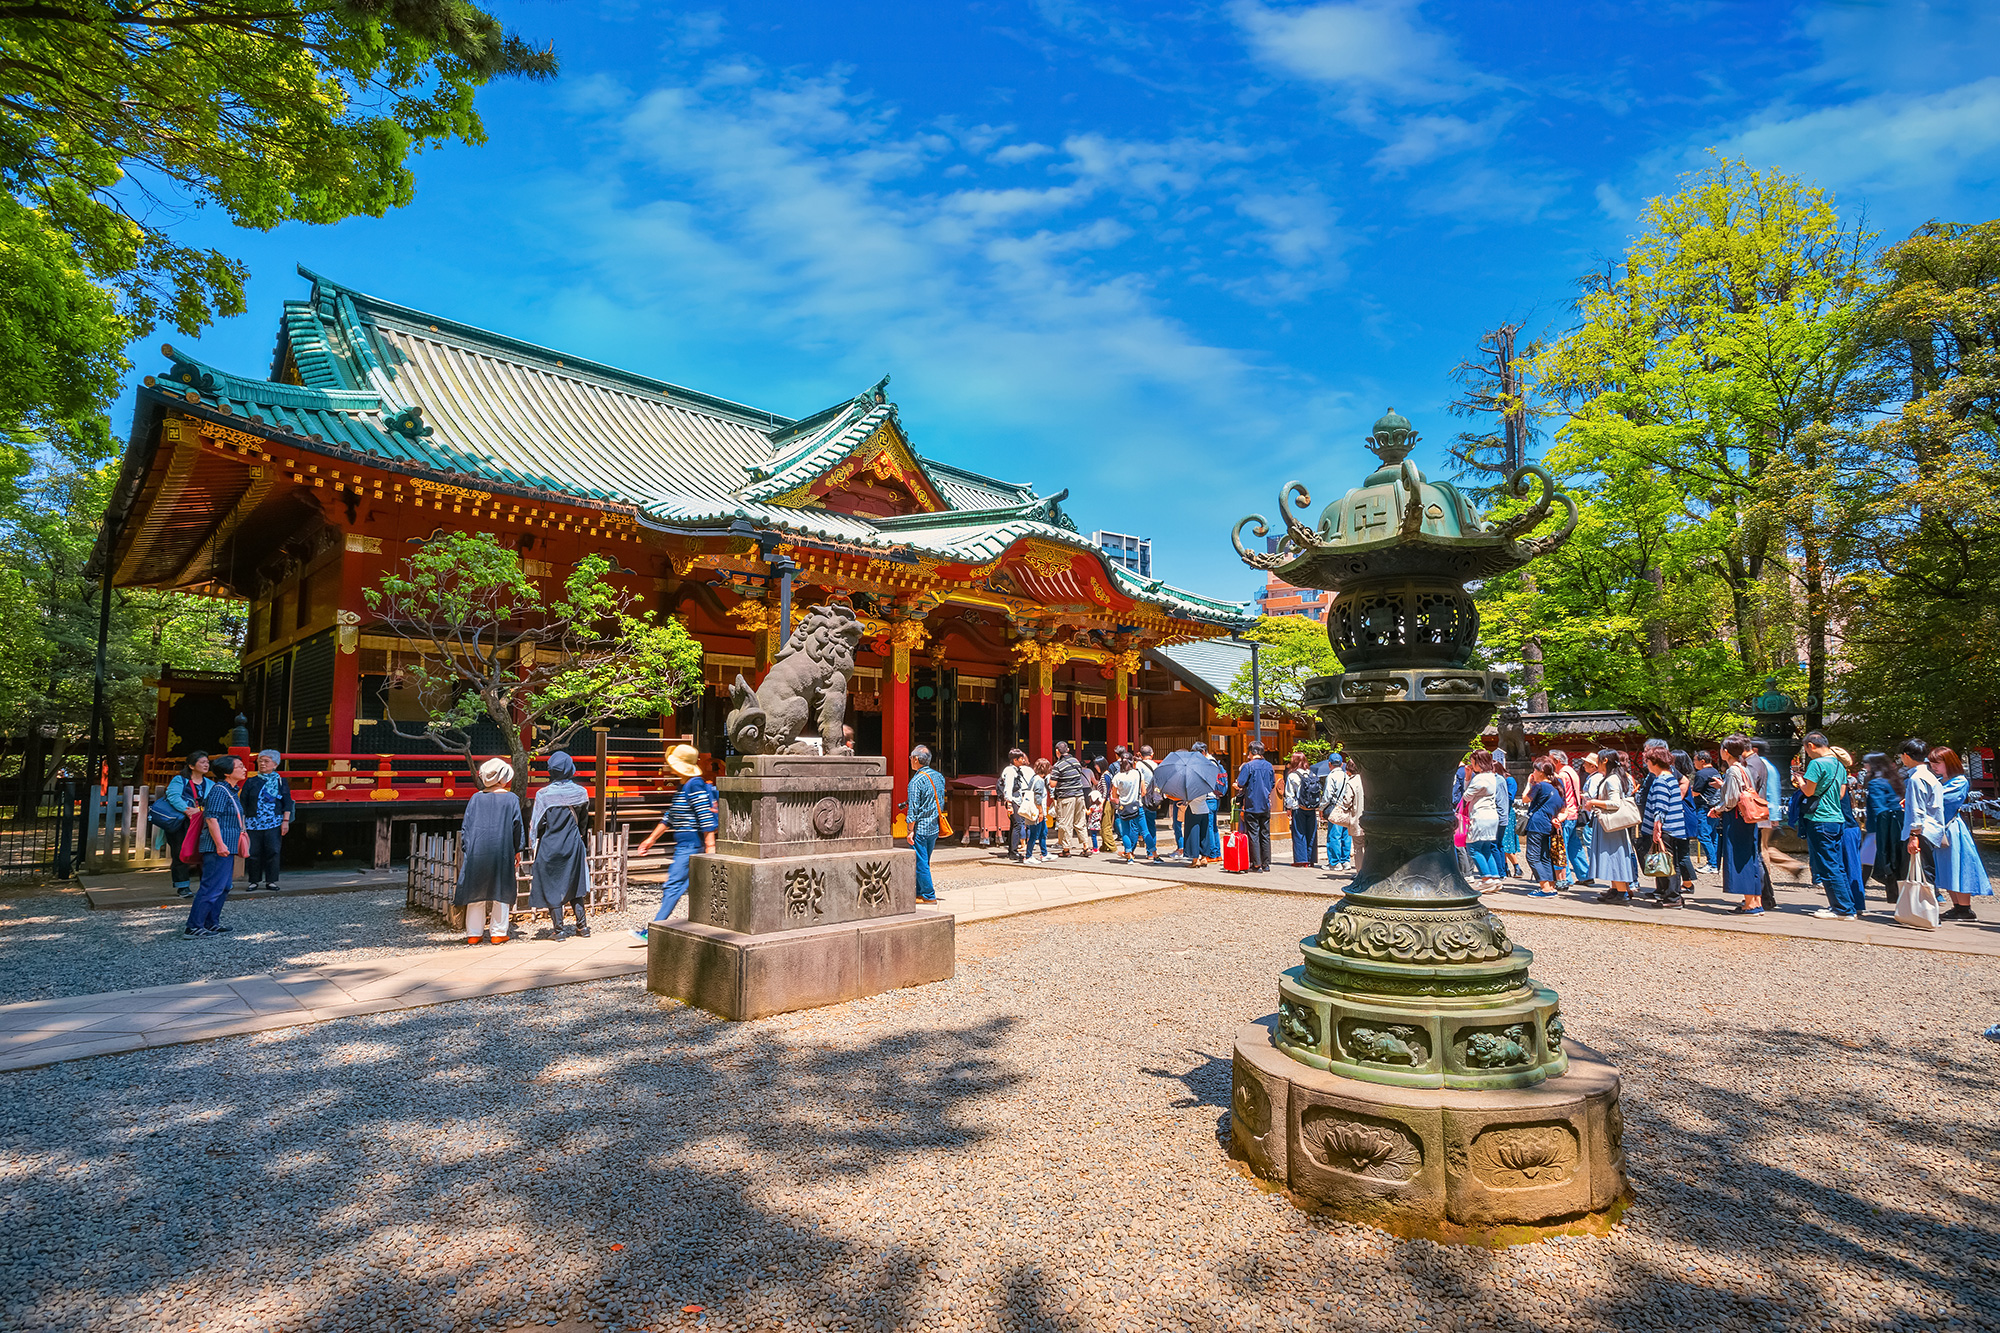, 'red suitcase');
1222,830,1250,873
